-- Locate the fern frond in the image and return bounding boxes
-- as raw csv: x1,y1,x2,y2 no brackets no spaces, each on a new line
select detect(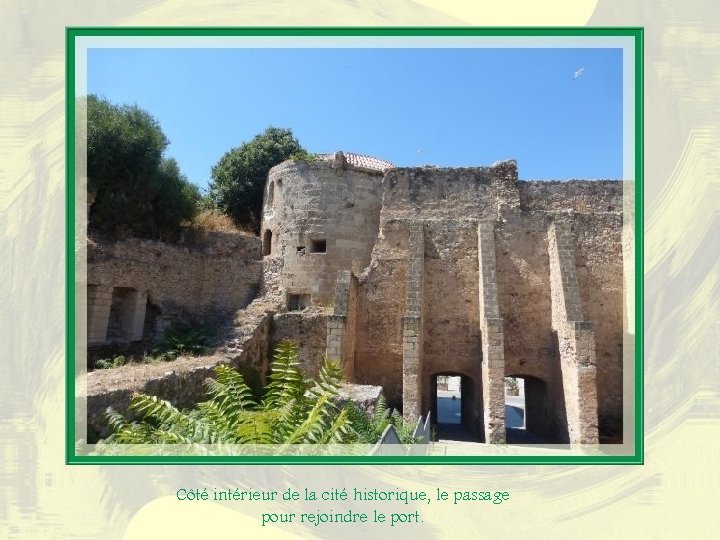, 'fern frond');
234,411,275,444
197,401,234,442
320,408,354,444
282,393,335,445
264,341,306,410
105,407,131,434
129,394,185,424
341,403,375,443
203,364,257,427
127,394,204,443
372,395,391,426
